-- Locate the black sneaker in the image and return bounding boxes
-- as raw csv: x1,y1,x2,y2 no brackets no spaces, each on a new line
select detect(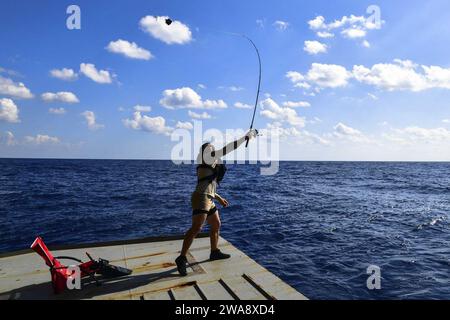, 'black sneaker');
175,255,188,276
210,249,231,261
